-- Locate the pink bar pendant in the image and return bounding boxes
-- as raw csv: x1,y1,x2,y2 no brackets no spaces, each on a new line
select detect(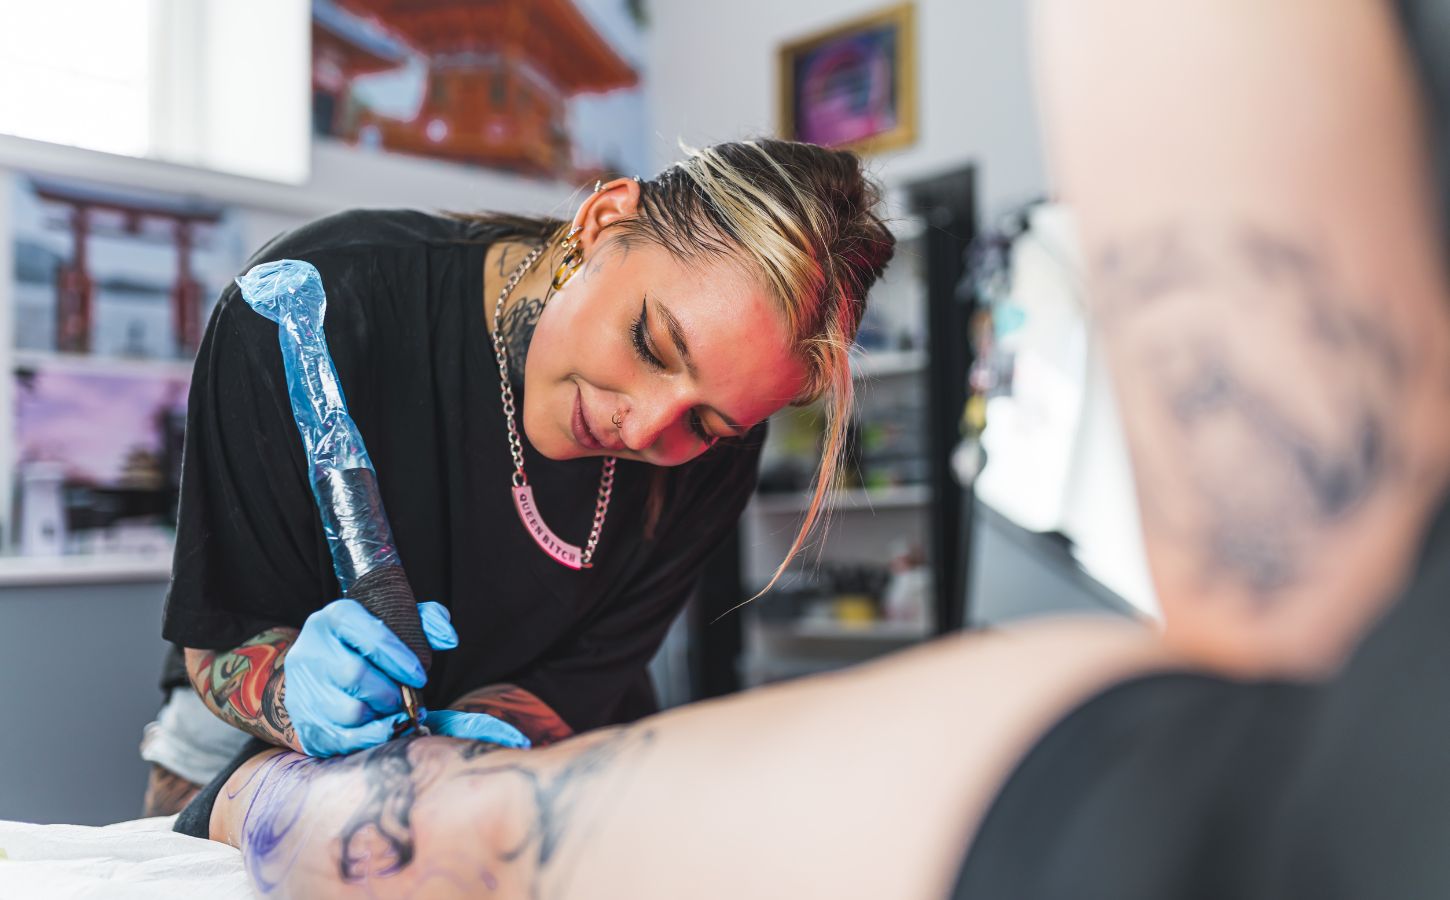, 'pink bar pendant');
512,484,584,569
